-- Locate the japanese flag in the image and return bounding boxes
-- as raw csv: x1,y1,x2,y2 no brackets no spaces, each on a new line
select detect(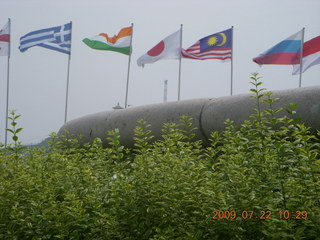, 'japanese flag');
137,29,181,67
